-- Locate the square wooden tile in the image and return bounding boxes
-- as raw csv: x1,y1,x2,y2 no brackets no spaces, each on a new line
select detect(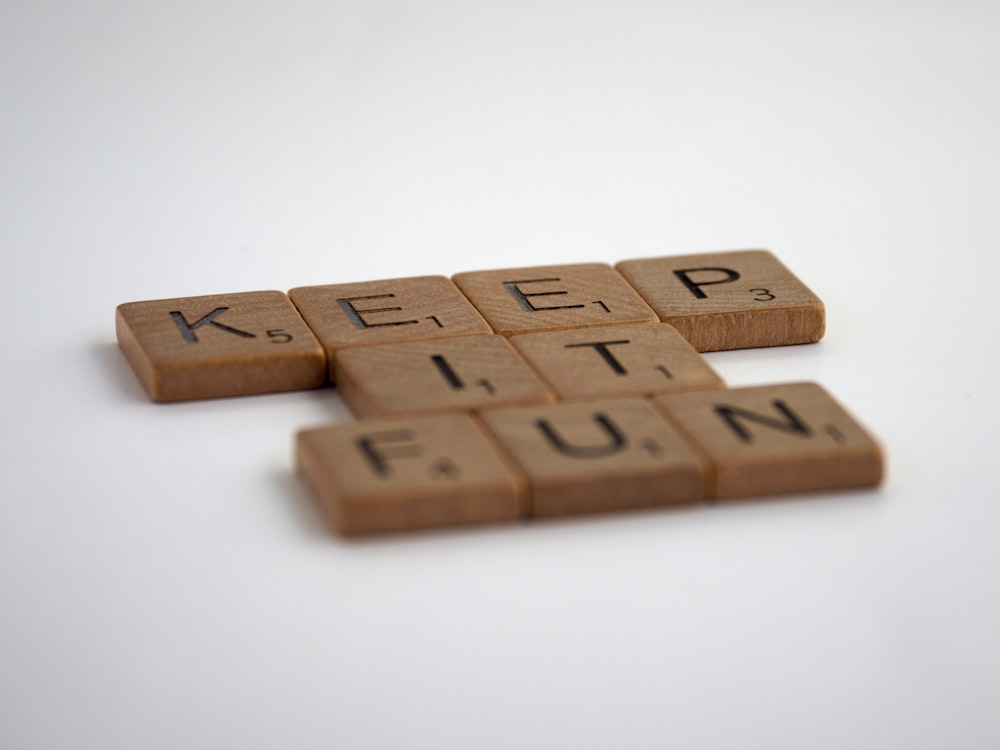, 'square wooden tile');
288,276,493,377
479,398,707,518
452,263,657,336
508,322,725,401
654,382,883,499
116,291,326,401
616,250,825,351
297,414,526,534
334,335,555,418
